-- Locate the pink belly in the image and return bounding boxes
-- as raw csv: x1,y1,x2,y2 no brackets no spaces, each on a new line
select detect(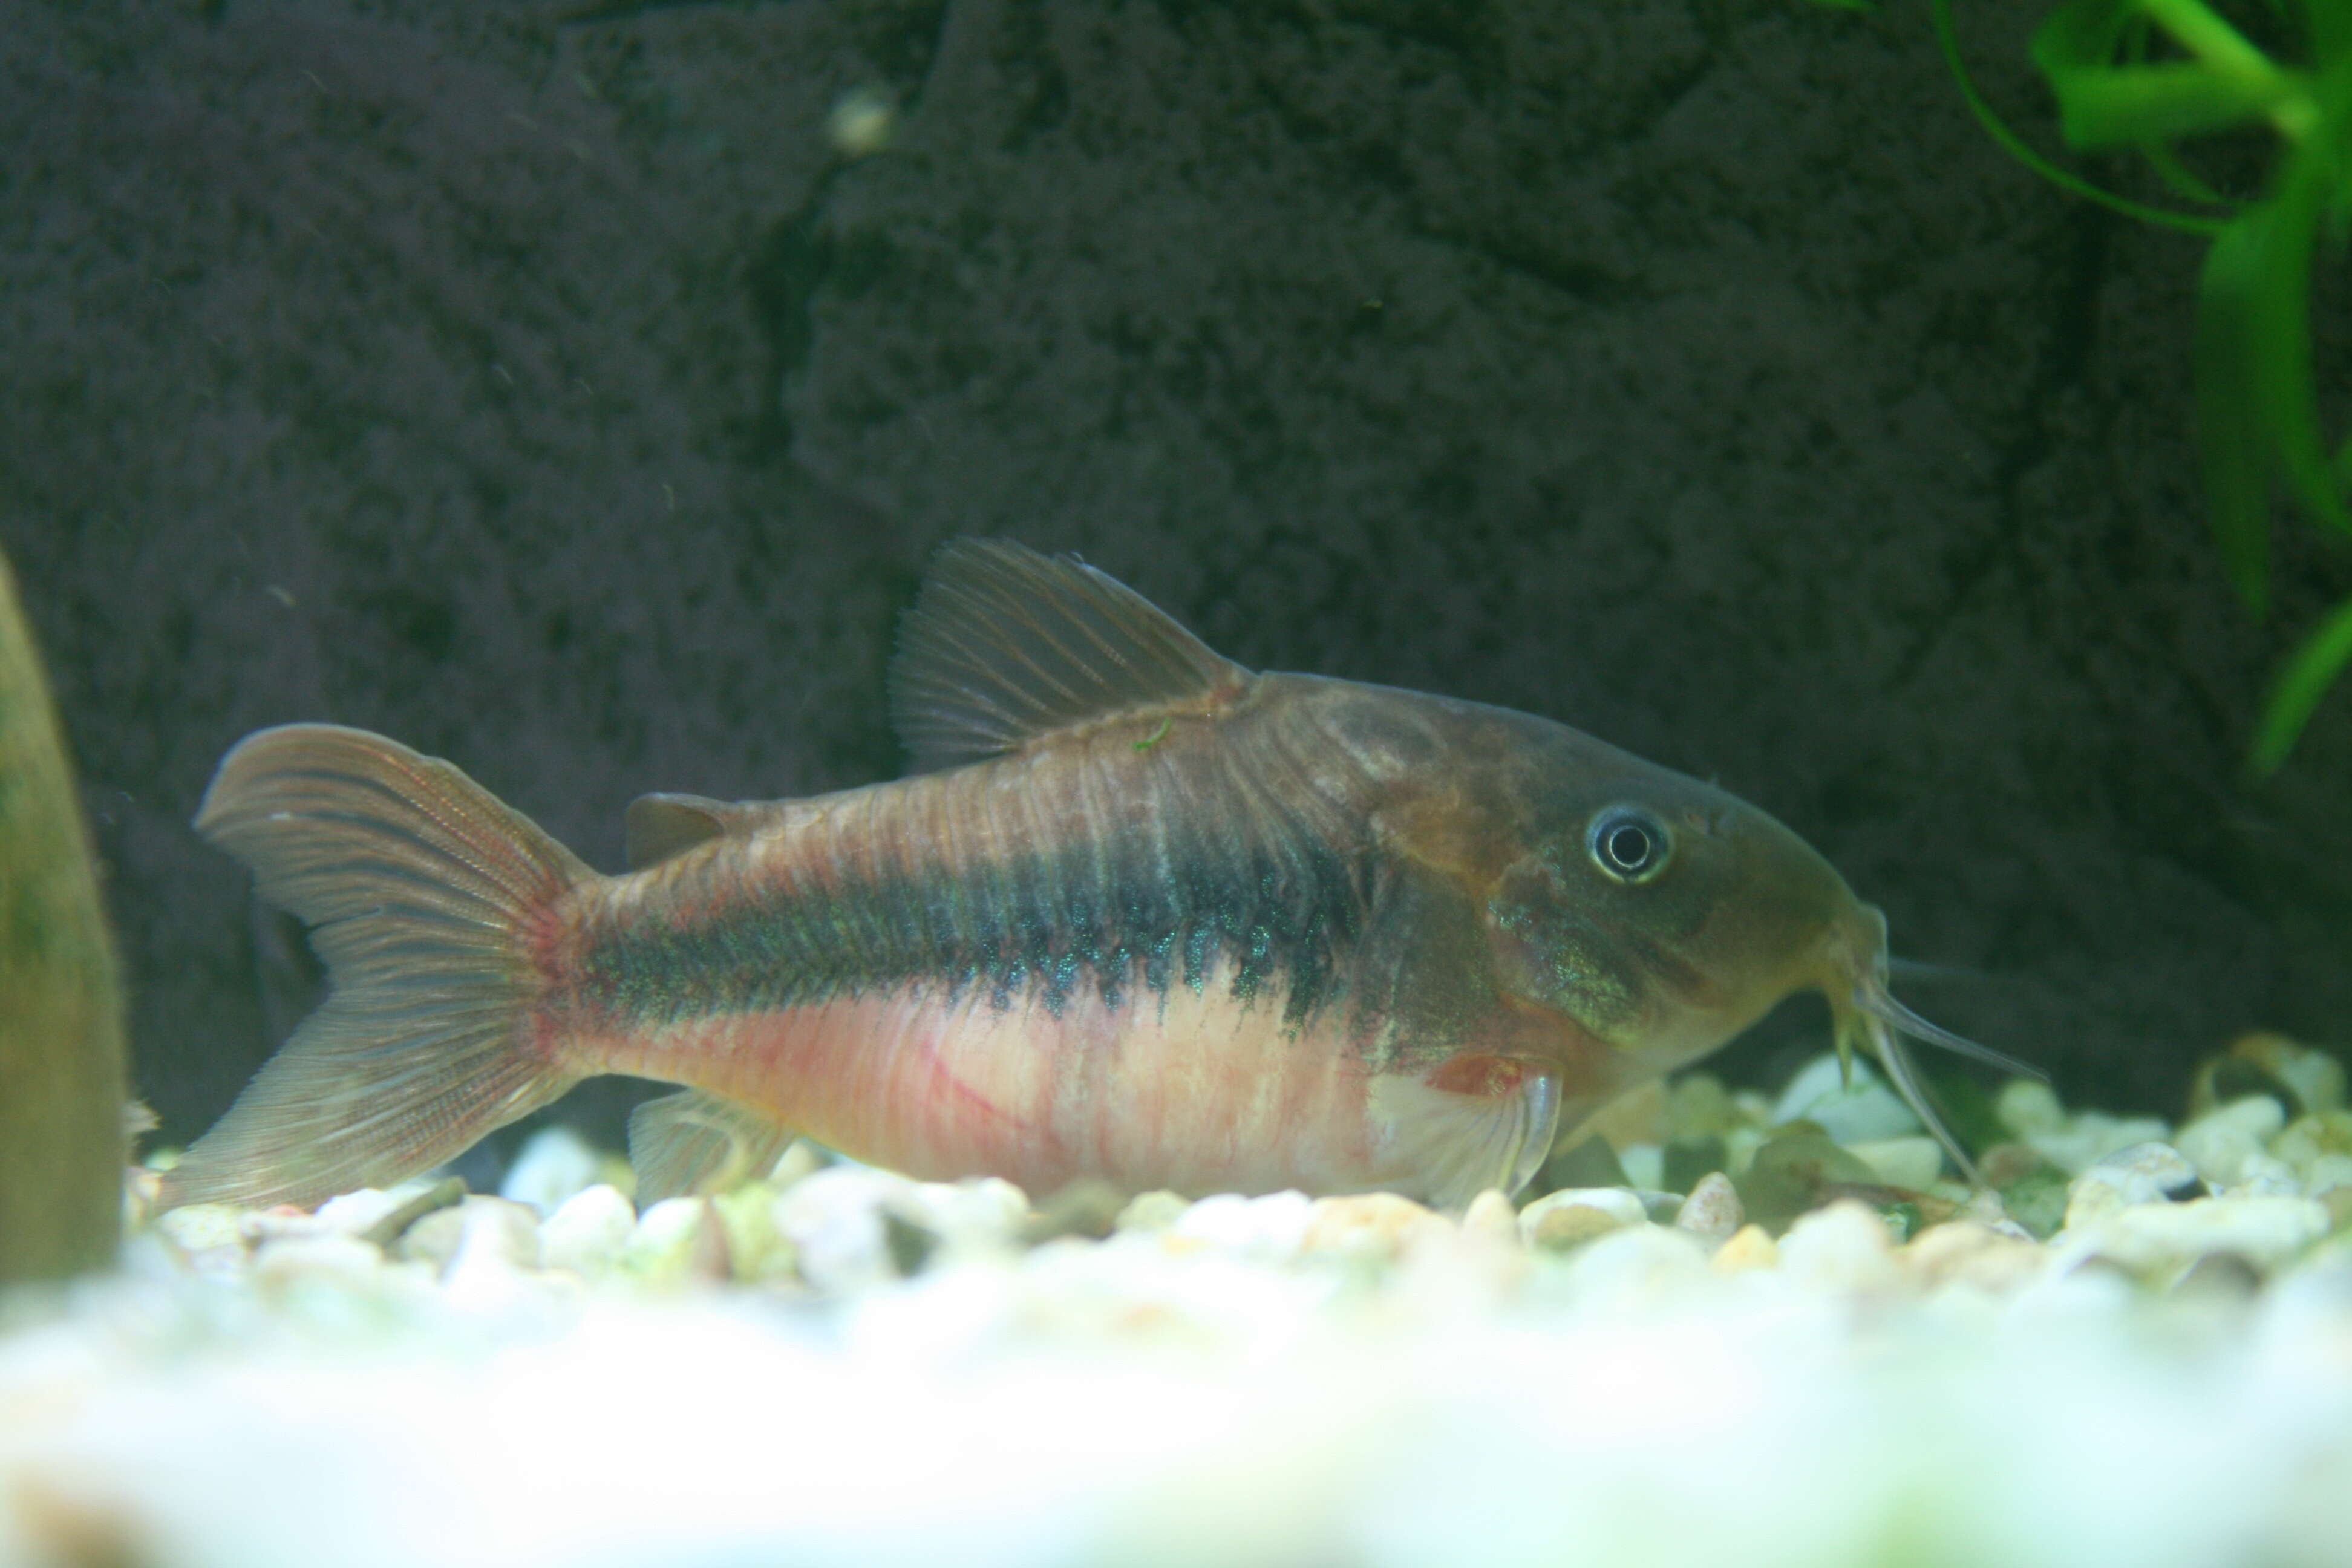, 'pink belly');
596,964,1399,1198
